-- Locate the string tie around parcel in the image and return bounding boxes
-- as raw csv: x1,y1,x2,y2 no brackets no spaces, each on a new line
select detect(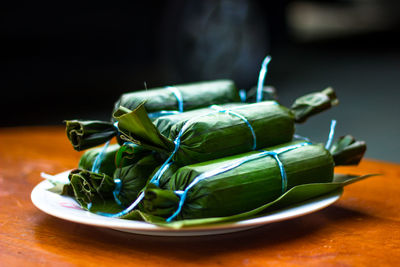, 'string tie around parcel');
166,86,184,113
146,86,184,119
209,105,257,150
166,141,311,222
